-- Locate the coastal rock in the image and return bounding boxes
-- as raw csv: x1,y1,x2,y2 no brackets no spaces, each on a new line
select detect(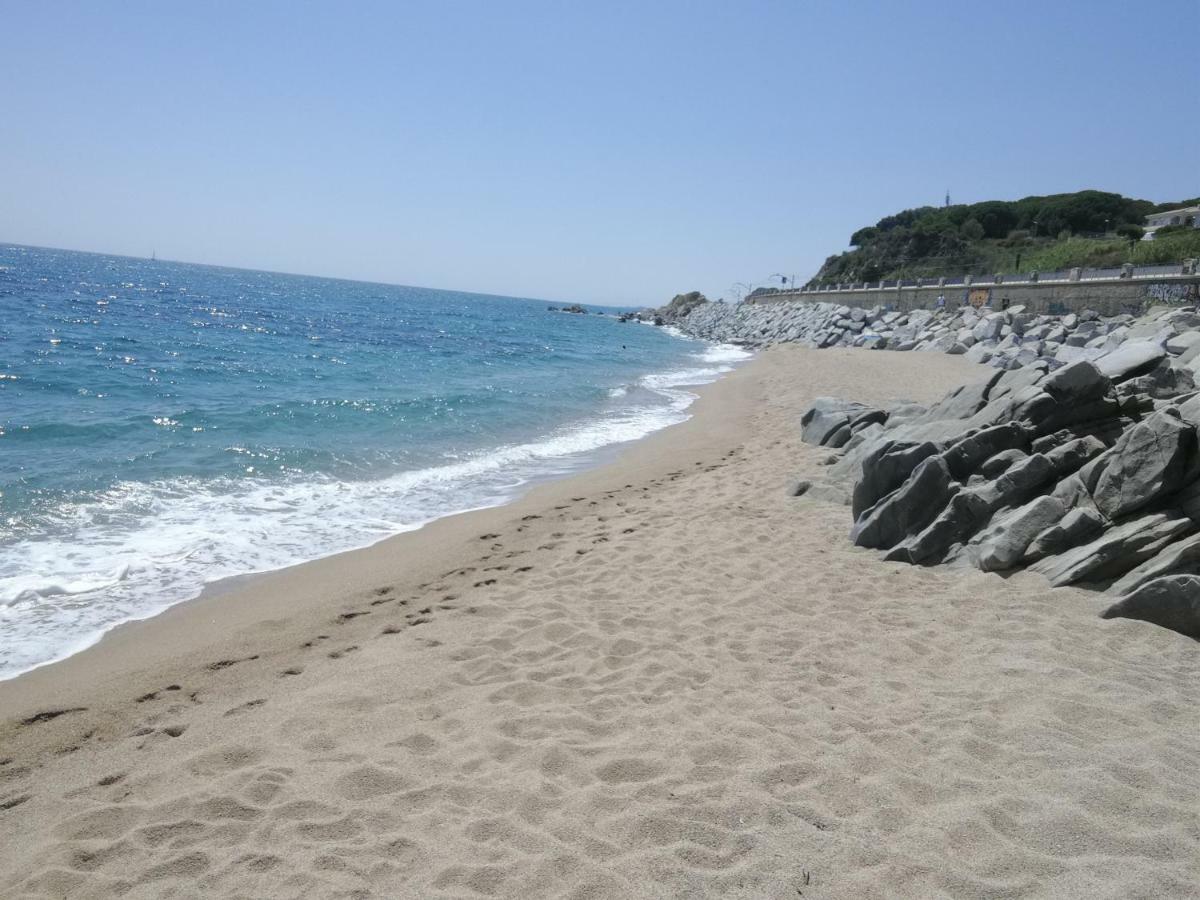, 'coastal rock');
1024,506,1106,563
1106,532,1200,596
1040,361,1110,405
968,495,1066,572
1096,341,1168,382
1044,435,1107,477
801,398,875,447
886,454,1056,564
850,440,941,520
1100,575,1200,640
886,488,992,564
1029,511,1194,587
940,423,1029,479
1082,411,1195,520
850,456,956,550
978,448,1027,479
